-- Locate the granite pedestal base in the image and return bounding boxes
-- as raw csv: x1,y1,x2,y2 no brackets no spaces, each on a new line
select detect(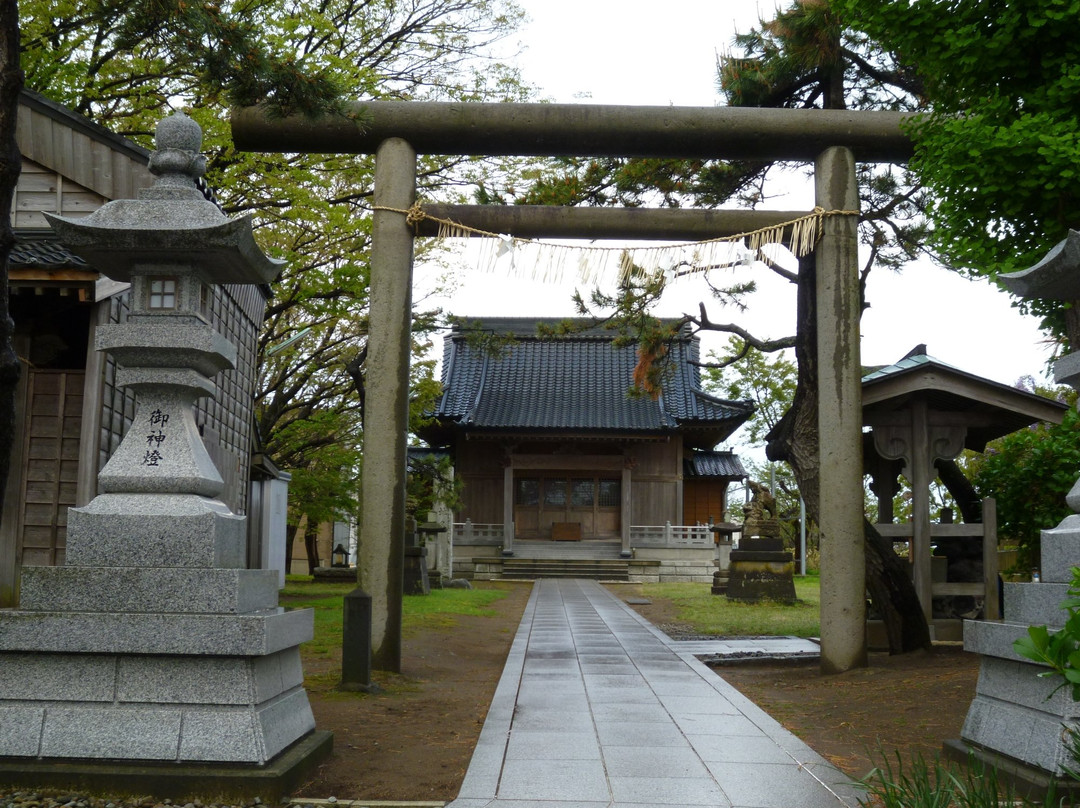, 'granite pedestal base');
0,730,333,804
956,526,1080,778
943,738,1080,804
0,497,319,769
726,539,796,603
